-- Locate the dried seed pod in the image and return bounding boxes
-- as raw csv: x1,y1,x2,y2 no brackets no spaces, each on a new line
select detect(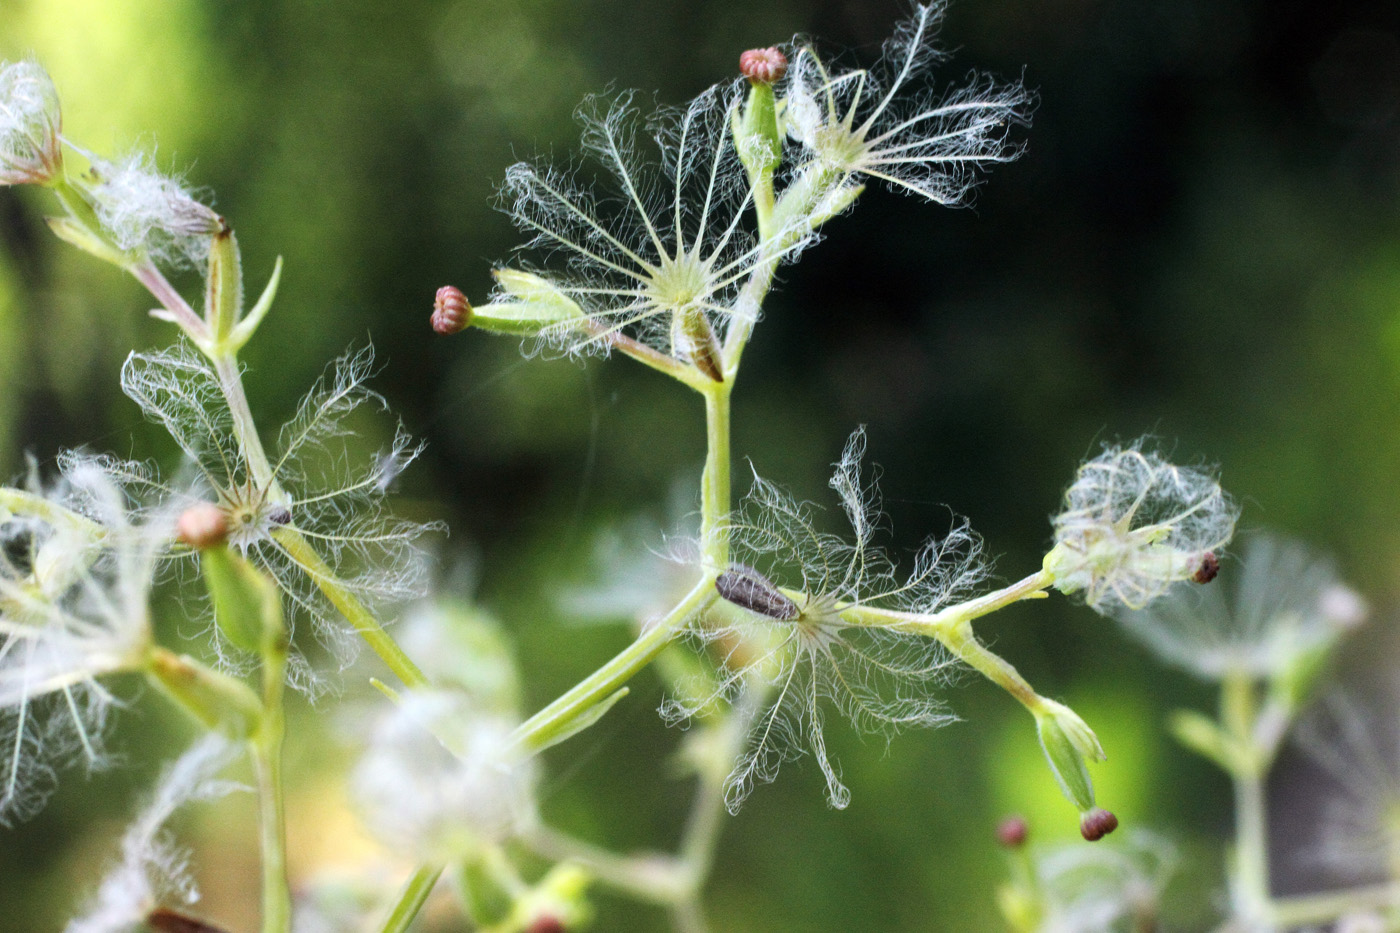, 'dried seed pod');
267,504,292,526
432,284,472,335
716,563,800,620
740,47,788,84
176,503,229,550
1192,551,1220,584
1079,807,1119,841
